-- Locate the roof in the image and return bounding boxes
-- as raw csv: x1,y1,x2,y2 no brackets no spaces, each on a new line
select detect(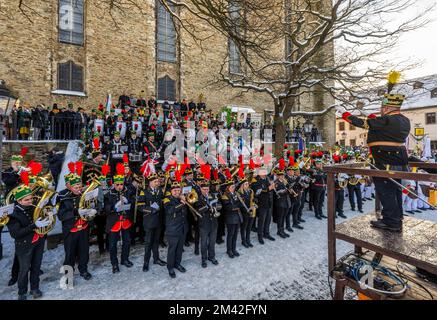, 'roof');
336,74,437,117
